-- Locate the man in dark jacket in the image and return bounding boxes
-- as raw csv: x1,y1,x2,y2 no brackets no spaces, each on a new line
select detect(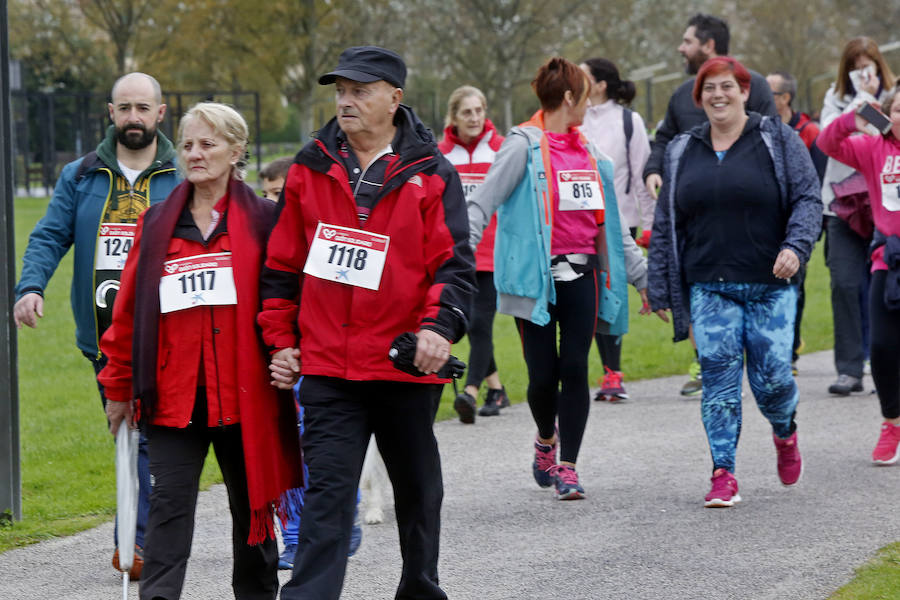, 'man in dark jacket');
260,46,475,600
642,13,777,397
13,72,178,579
